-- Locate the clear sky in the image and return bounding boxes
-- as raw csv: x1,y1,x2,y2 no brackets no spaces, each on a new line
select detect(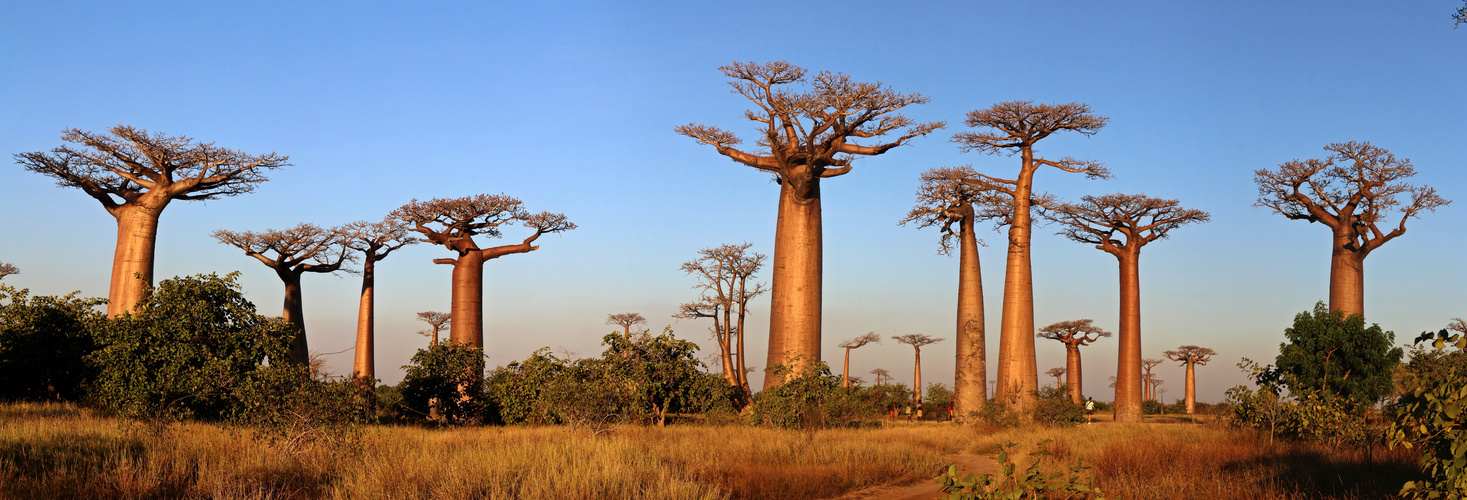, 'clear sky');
3,1,1464,404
